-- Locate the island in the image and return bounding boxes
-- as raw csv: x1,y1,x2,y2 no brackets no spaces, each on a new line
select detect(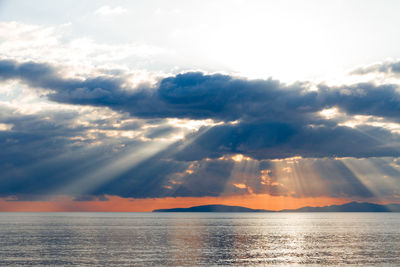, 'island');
153,202,400,212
